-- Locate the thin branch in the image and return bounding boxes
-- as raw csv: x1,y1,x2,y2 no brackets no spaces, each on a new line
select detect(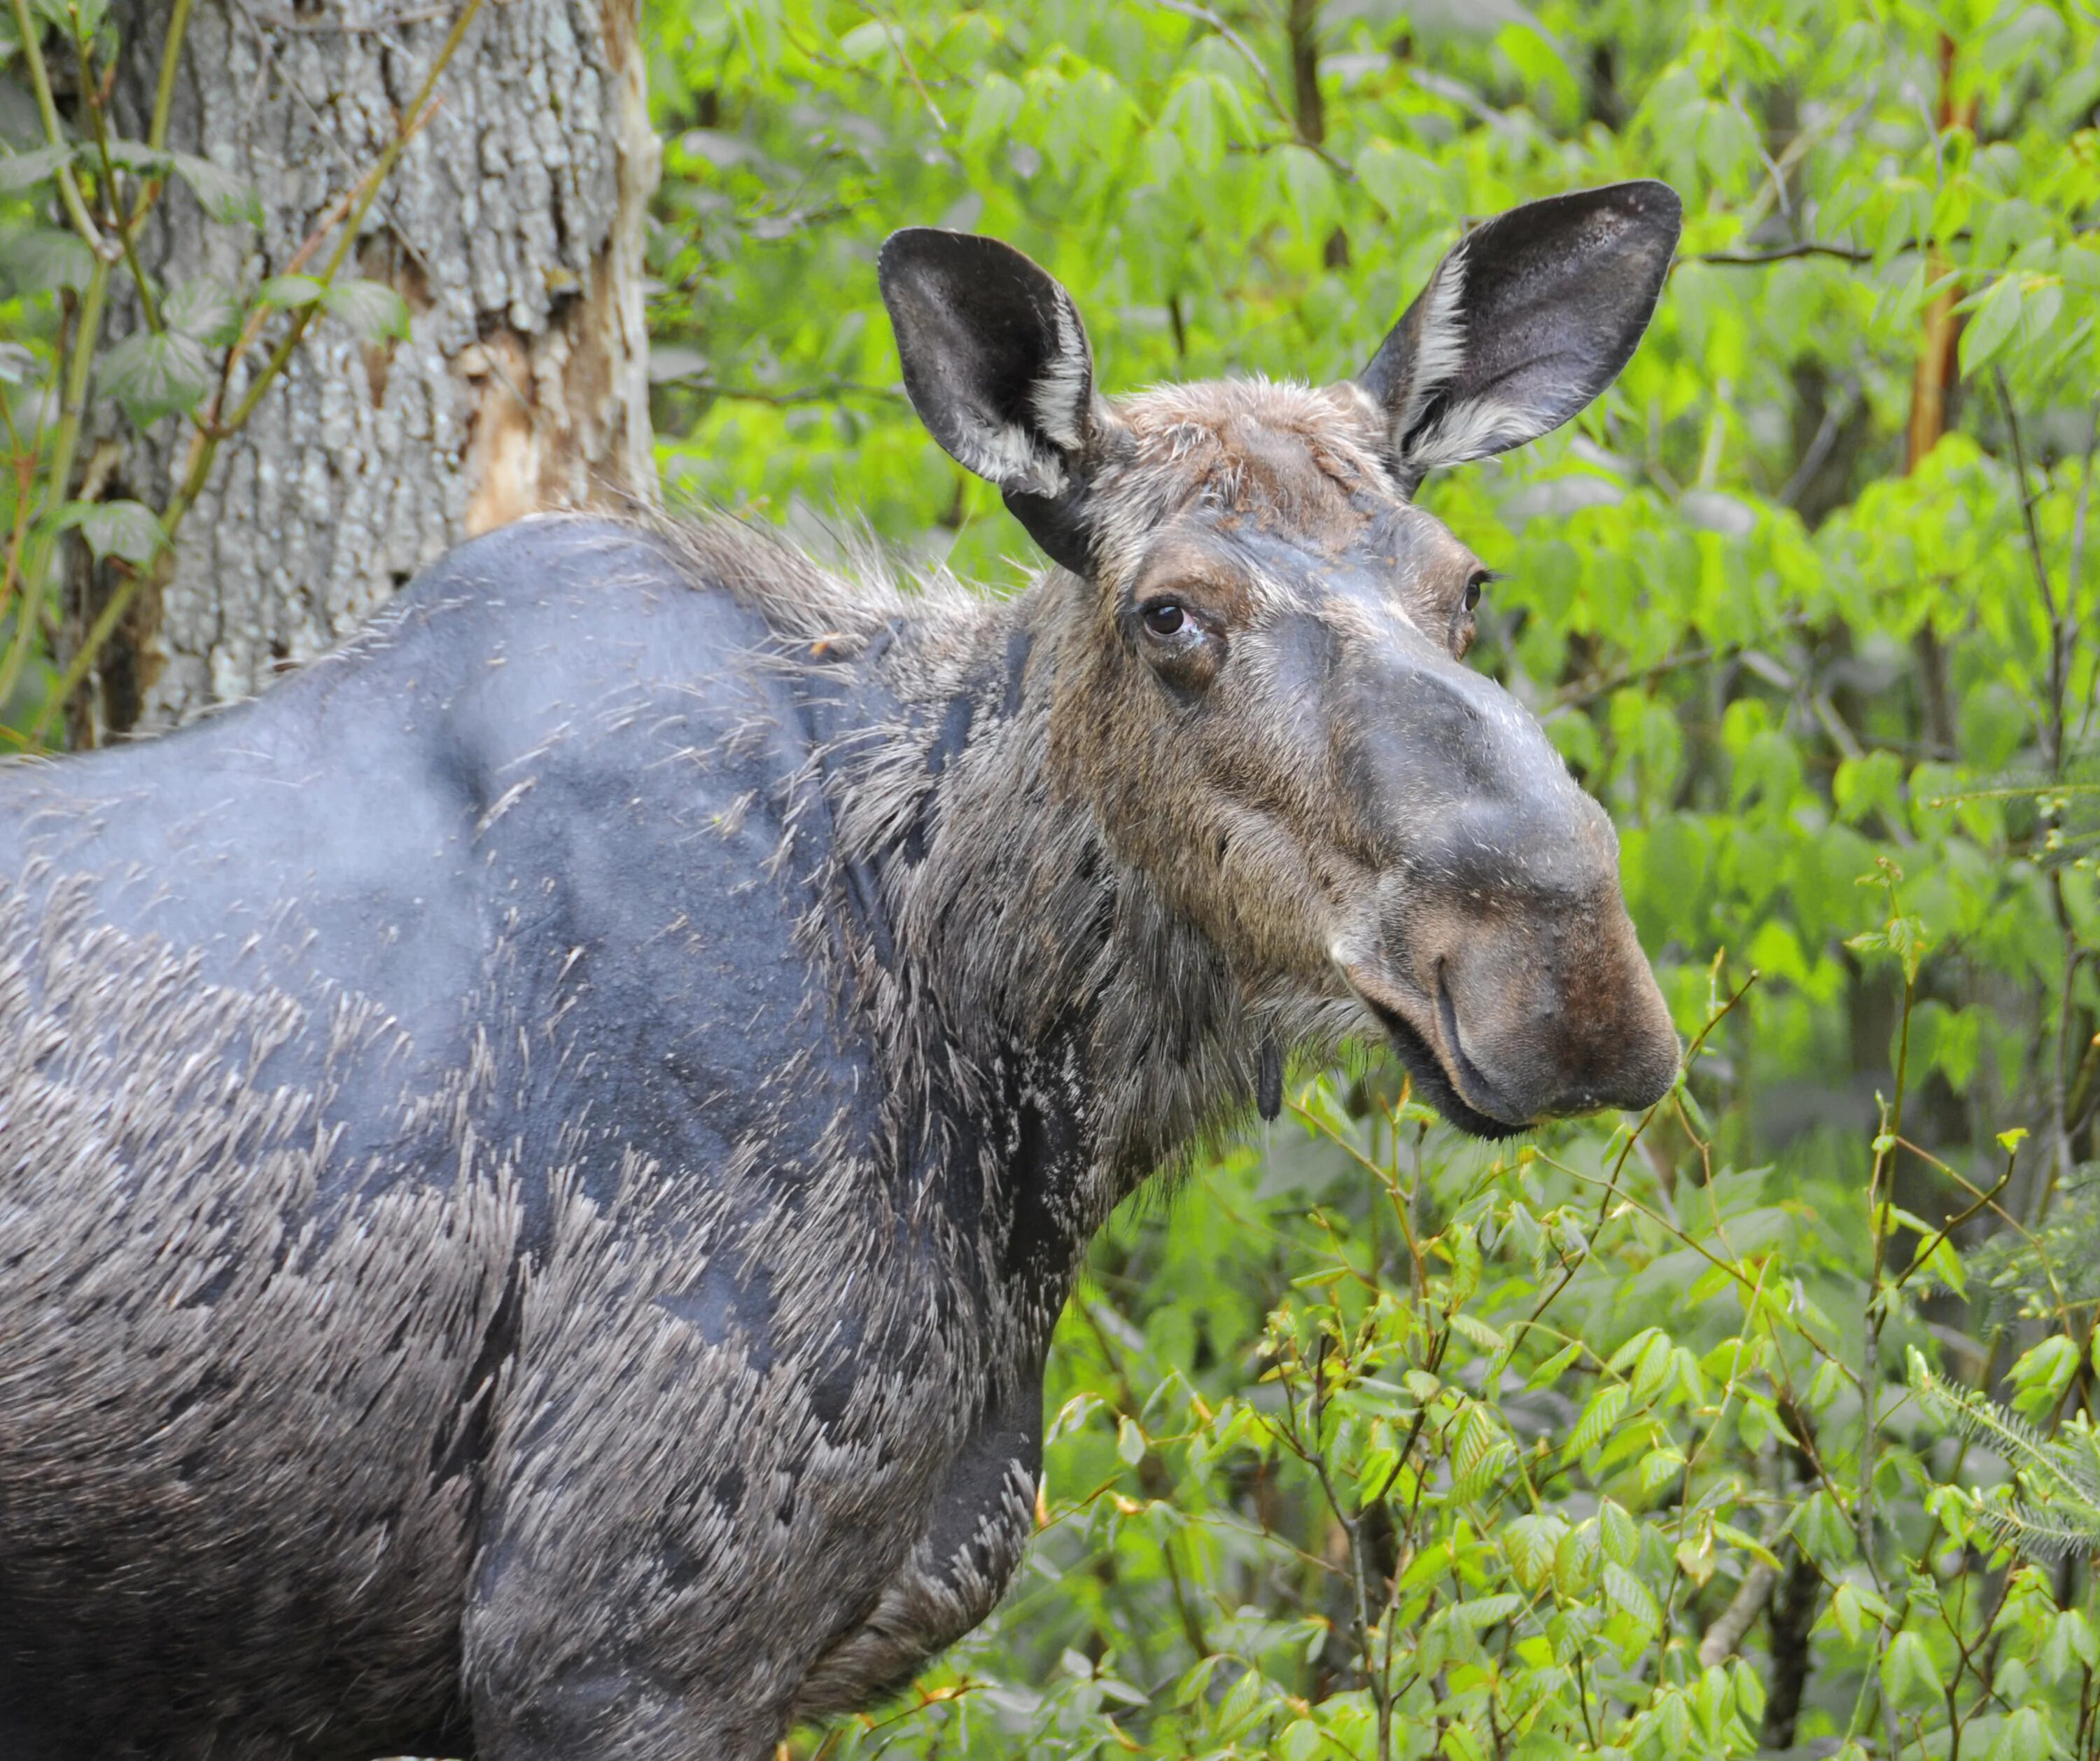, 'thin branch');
75,28,162,335
854,2,946,132
1690,241,1875,266
148,0,196,153
1544,615,1810,714
1697,1560,1777,1668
